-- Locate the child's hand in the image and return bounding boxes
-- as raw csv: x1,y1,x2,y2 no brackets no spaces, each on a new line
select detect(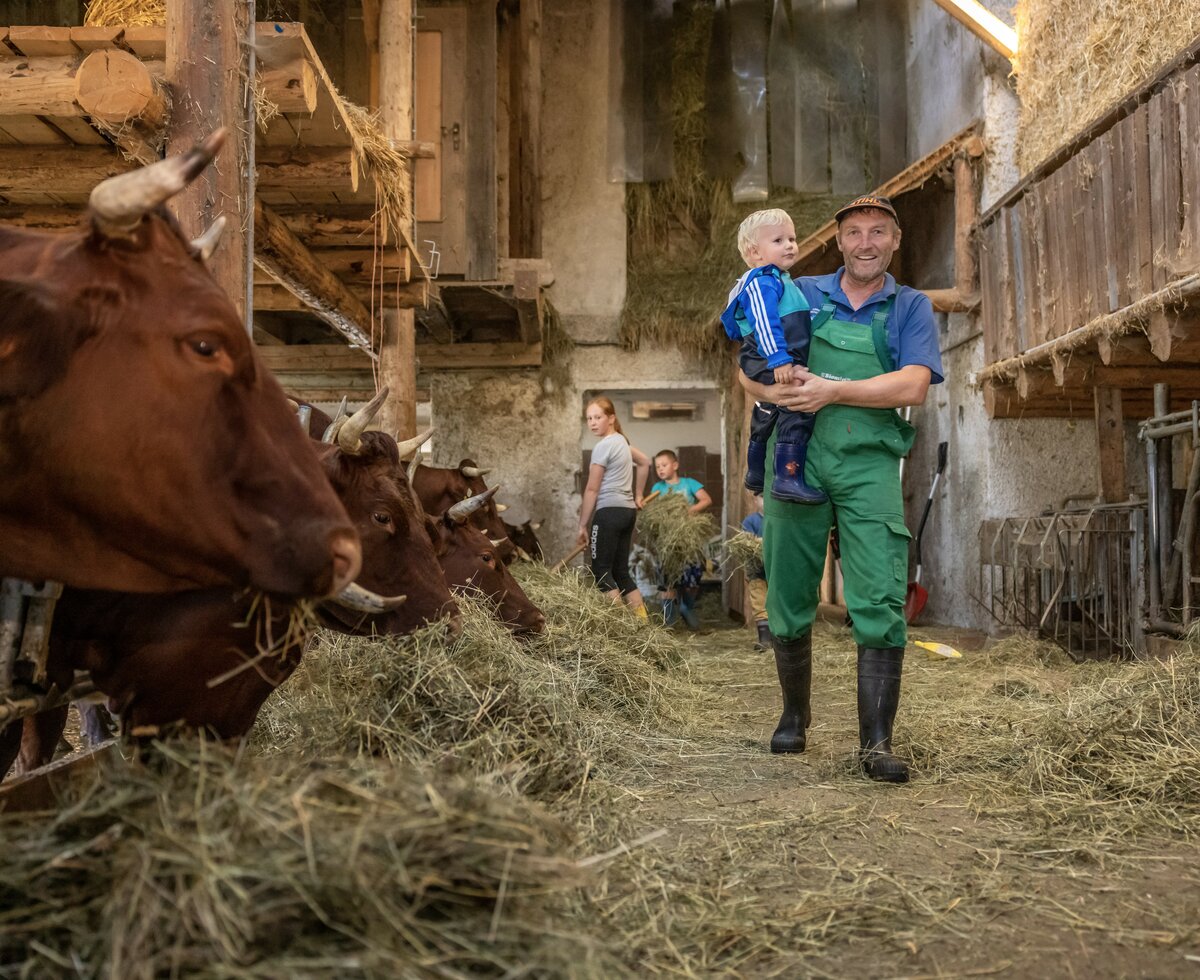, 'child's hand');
773,363,796,384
